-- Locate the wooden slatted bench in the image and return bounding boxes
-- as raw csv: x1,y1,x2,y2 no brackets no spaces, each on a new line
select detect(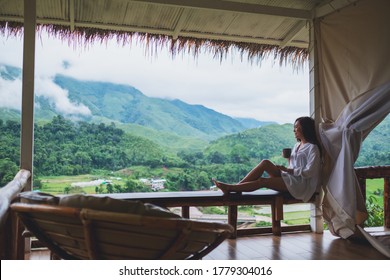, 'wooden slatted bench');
106,190,321,238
